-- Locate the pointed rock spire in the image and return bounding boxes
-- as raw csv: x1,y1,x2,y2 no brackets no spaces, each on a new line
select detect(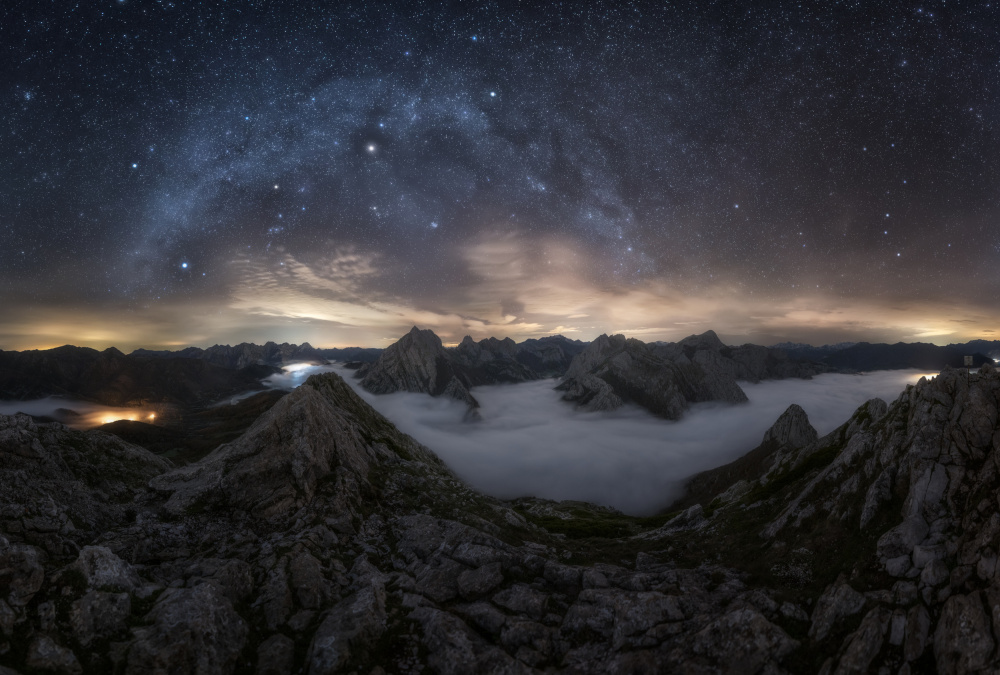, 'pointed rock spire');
762,404,818,450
